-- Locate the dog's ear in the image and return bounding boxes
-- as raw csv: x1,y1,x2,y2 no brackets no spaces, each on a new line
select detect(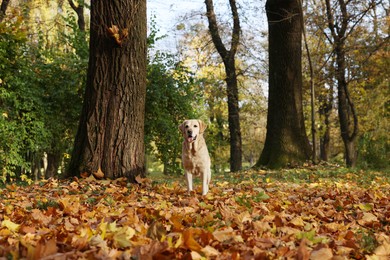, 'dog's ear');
198,120,207,134
178,121,186,134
